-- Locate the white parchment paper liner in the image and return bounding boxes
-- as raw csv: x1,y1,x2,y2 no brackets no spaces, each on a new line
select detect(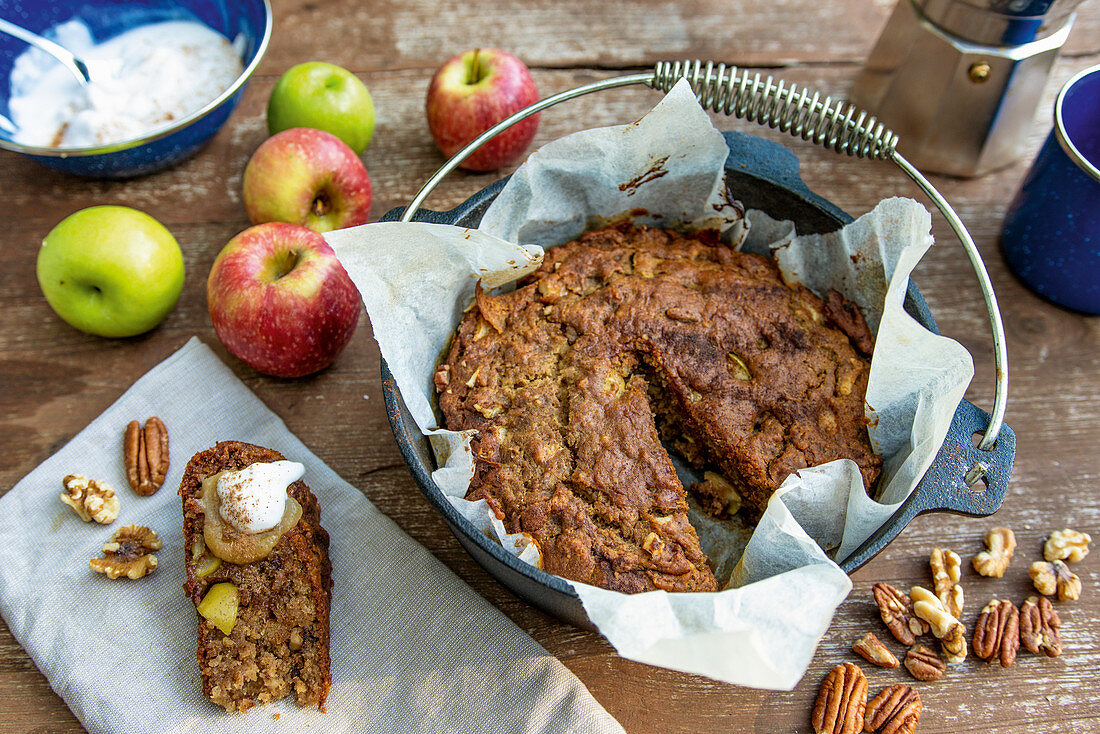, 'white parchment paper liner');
327,80,974,689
